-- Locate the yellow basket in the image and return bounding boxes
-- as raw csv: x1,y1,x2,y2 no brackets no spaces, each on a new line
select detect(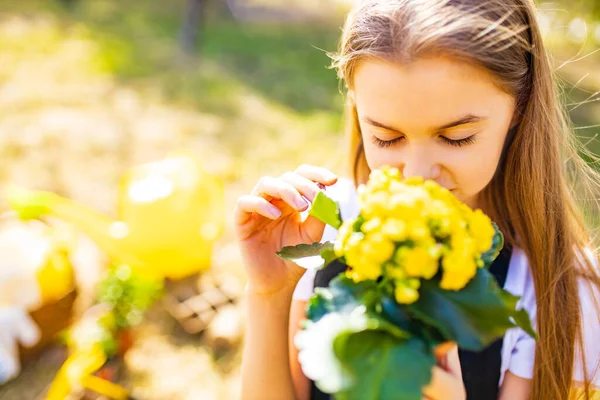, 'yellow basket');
19,289,77,364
